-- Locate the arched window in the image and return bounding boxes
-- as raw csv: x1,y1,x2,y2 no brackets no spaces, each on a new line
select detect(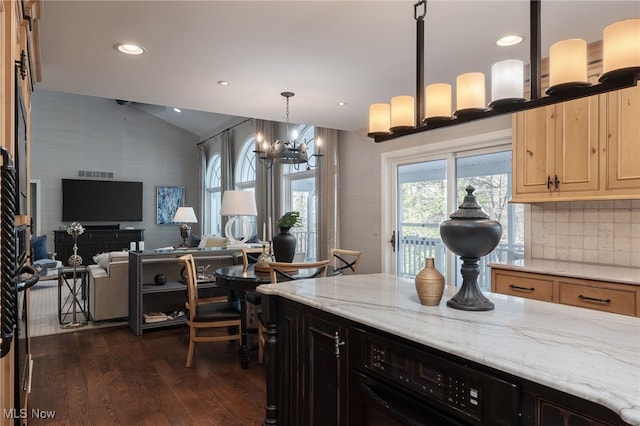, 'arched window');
204,153,222,235
236,136,257,190
283,125,317,260
233,136,257,238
